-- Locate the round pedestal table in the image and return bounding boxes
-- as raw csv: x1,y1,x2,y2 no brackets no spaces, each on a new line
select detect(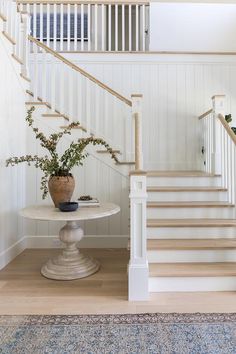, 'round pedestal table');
20,203,120,280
